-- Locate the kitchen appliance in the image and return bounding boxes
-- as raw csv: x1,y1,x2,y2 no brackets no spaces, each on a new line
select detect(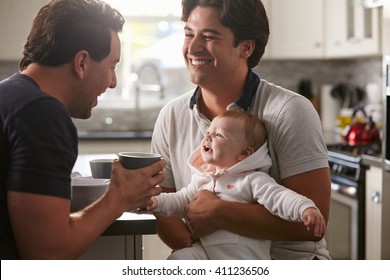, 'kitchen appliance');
343,107,381,145
325,144,371,259
381,0,390,259
384,58,390,171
